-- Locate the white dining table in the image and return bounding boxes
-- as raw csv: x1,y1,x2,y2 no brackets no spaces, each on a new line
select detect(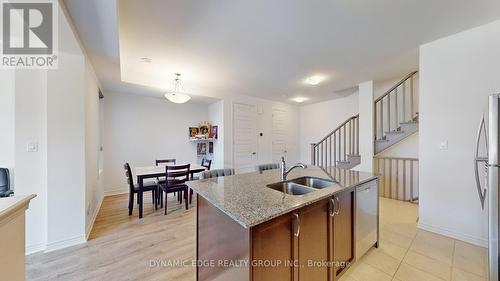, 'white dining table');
134,163,207,218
